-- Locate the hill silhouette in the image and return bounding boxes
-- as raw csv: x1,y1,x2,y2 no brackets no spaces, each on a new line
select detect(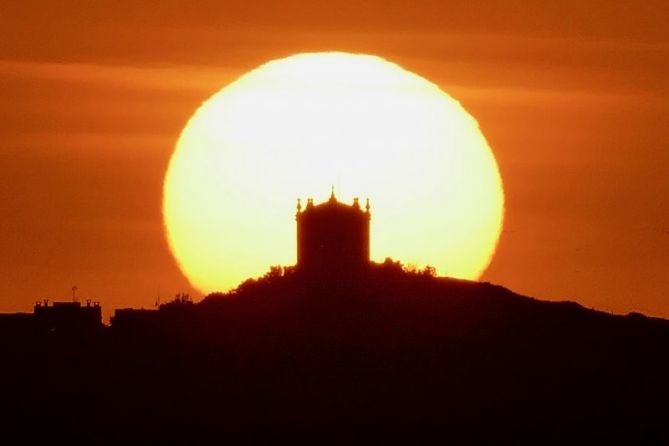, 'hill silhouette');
2,263,668,442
